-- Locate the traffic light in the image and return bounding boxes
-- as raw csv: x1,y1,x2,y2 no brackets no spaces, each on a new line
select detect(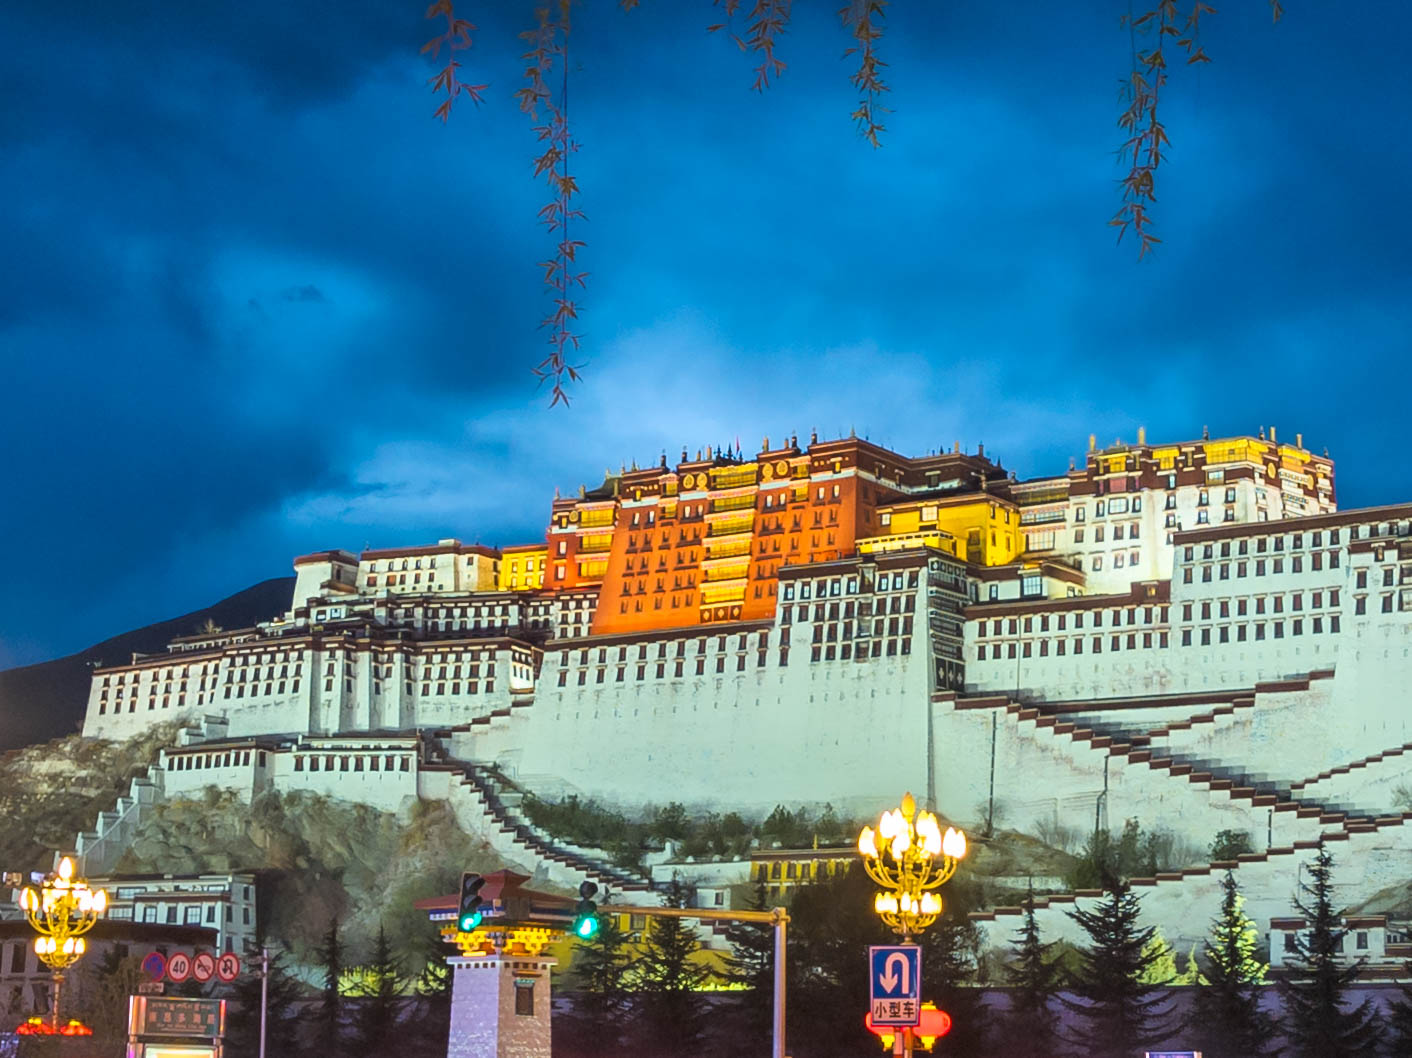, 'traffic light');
458,873,486,932
572,881,599,939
